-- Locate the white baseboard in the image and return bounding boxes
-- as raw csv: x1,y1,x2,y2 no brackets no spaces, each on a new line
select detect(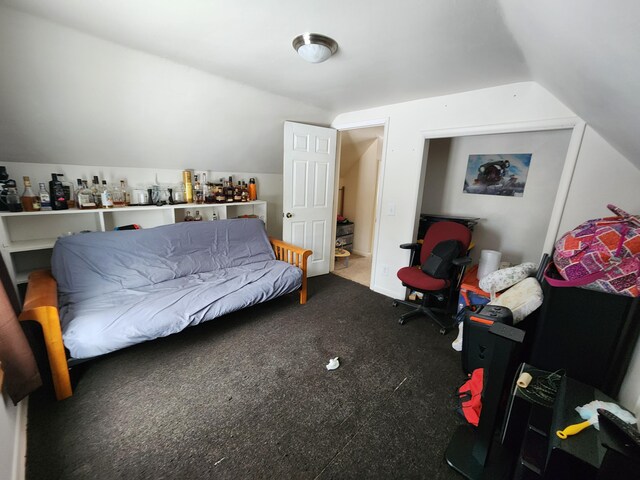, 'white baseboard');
351,249,371,257
370,284,400,299
12,400,27,480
